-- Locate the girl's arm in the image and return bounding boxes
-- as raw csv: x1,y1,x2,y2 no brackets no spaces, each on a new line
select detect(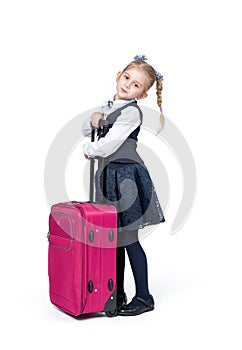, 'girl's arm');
83,106,141,158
